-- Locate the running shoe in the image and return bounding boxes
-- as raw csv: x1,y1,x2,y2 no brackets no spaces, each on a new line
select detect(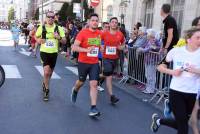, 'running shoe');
151,113,160,133
164,99,174,119
43,89,49,101
89,107,100,117
71,87,78,103
42,83,49,101
97,86,104,92
110,95,119,104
